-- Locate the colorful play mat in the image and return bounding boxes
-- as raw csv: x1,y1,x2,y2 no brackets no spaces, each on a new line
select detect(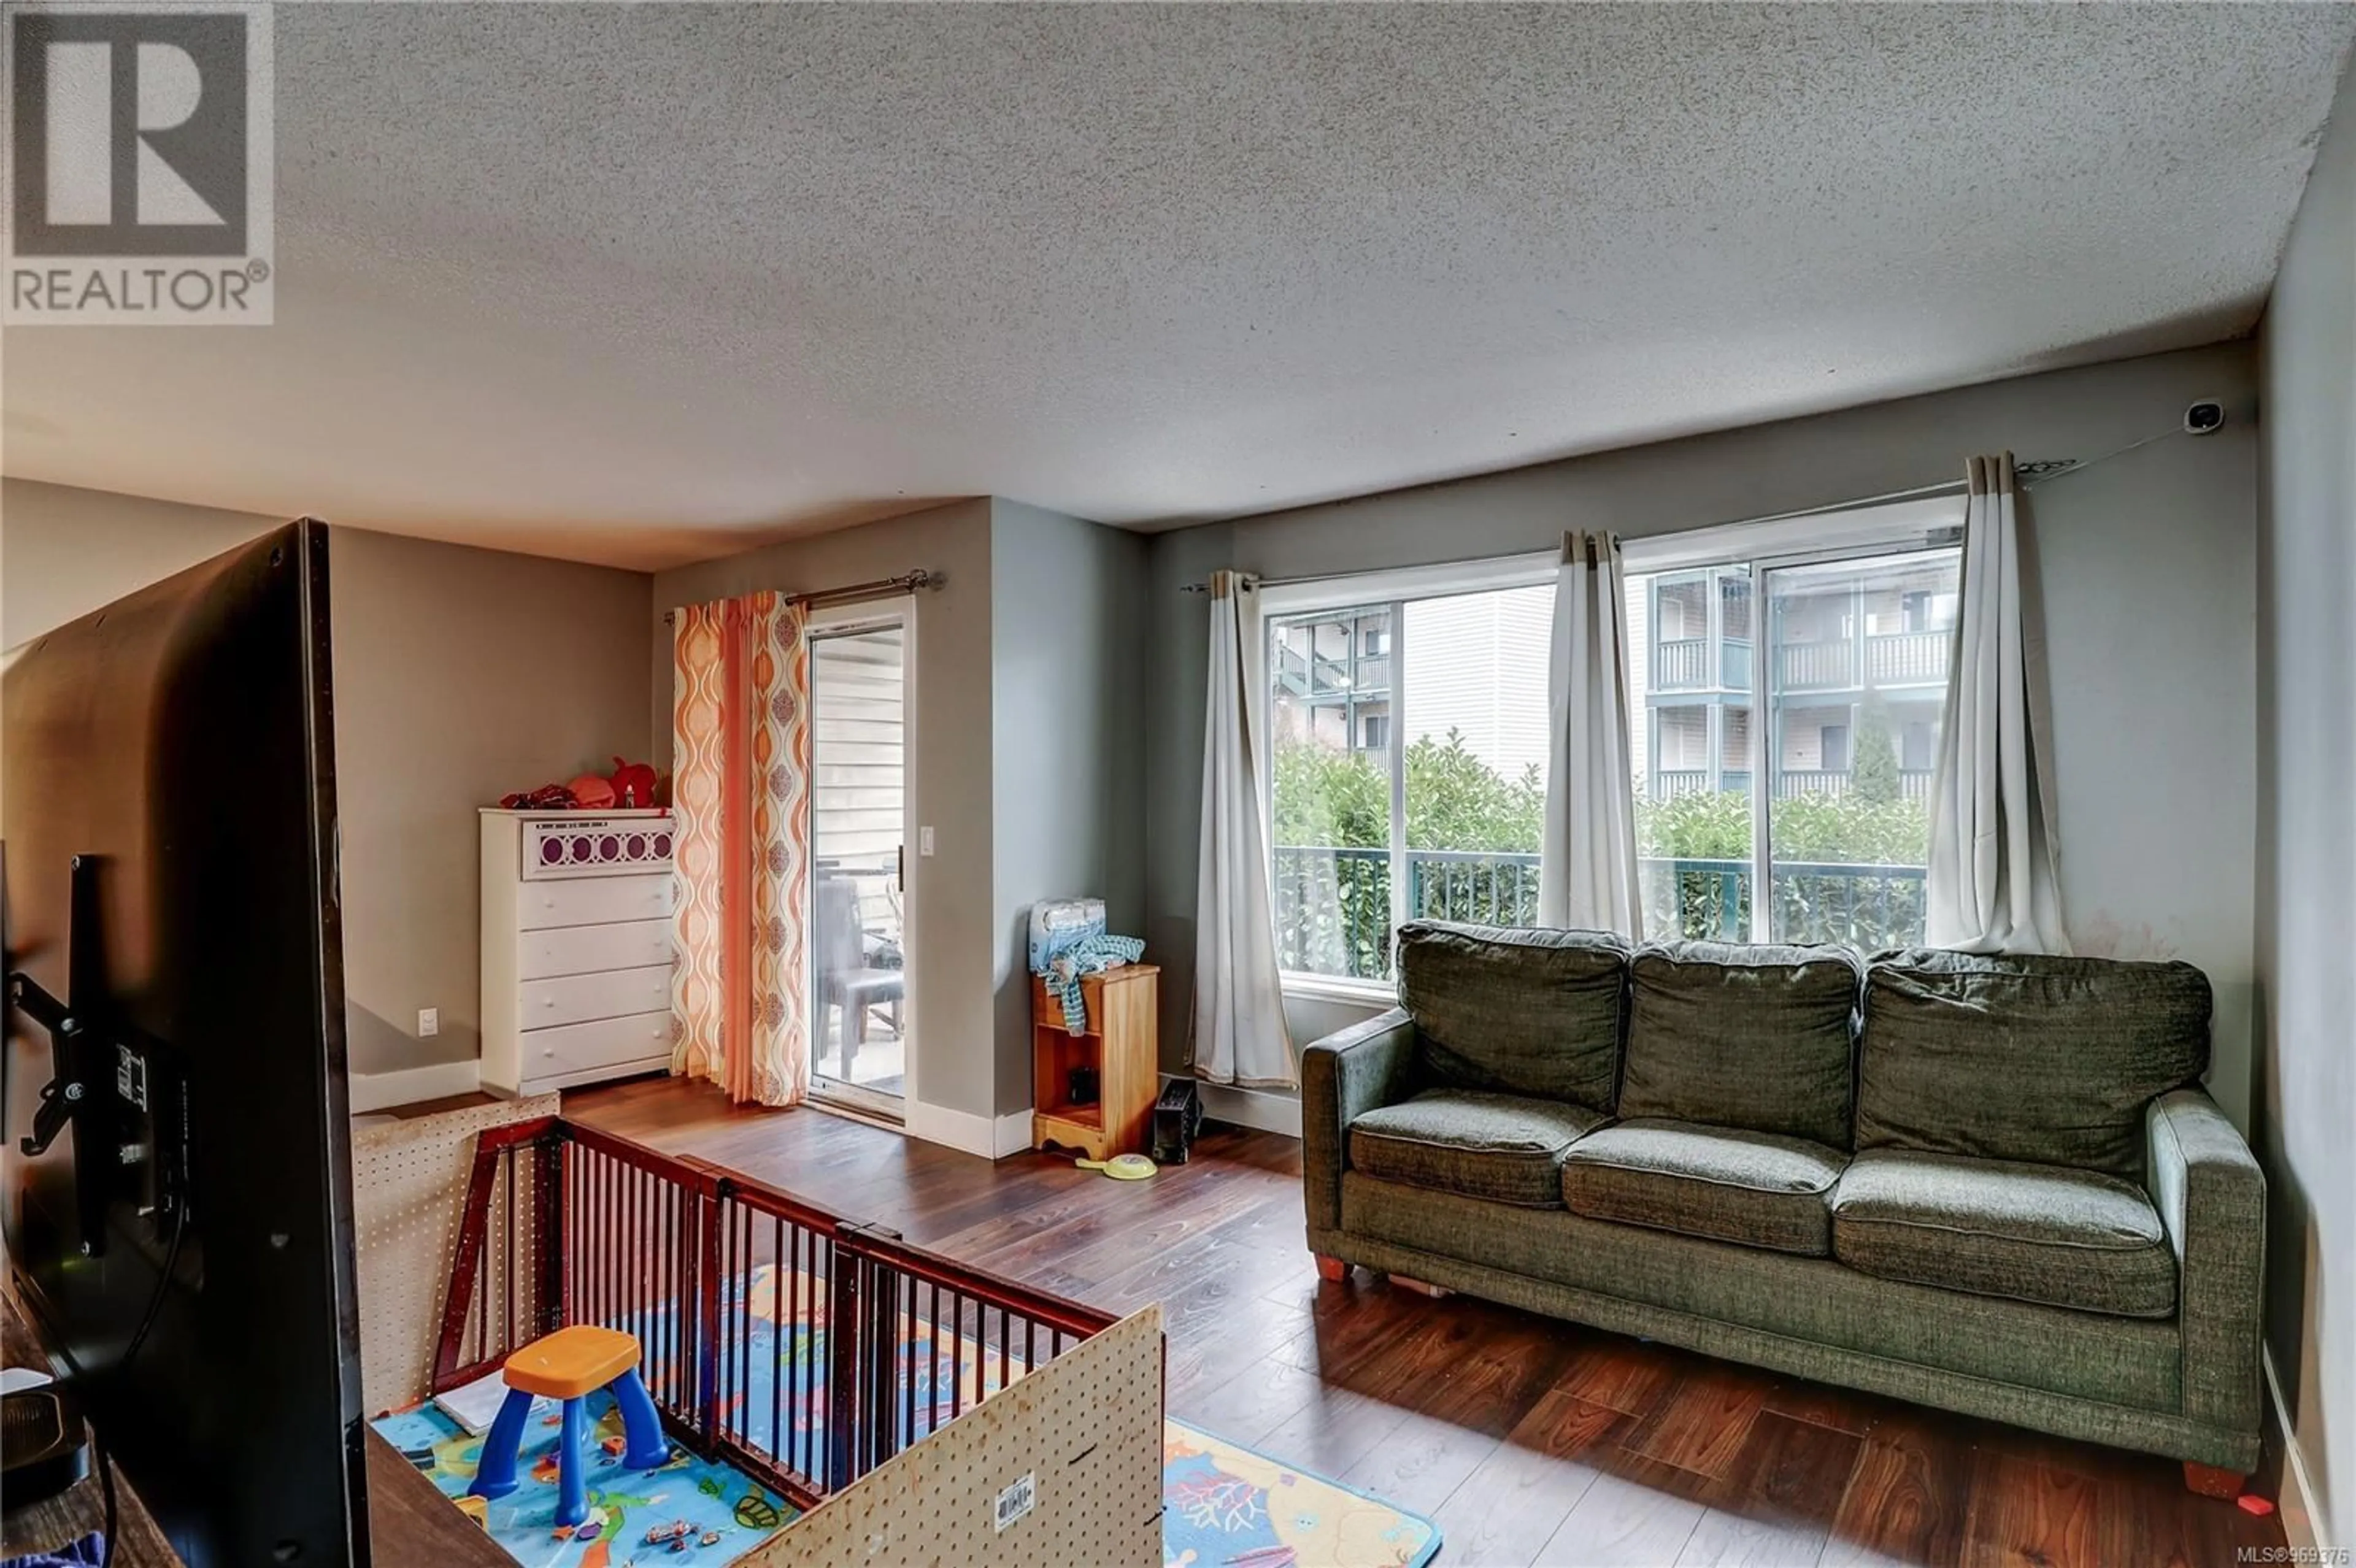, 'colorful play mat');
373,1389,792,1567
373,1262,1439,1567
1163,1418,1441,1568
